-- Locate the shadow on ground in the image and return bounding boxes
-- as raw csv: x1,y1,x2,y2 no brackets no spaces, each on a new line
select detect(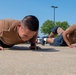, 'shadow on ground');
10,46,59,52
